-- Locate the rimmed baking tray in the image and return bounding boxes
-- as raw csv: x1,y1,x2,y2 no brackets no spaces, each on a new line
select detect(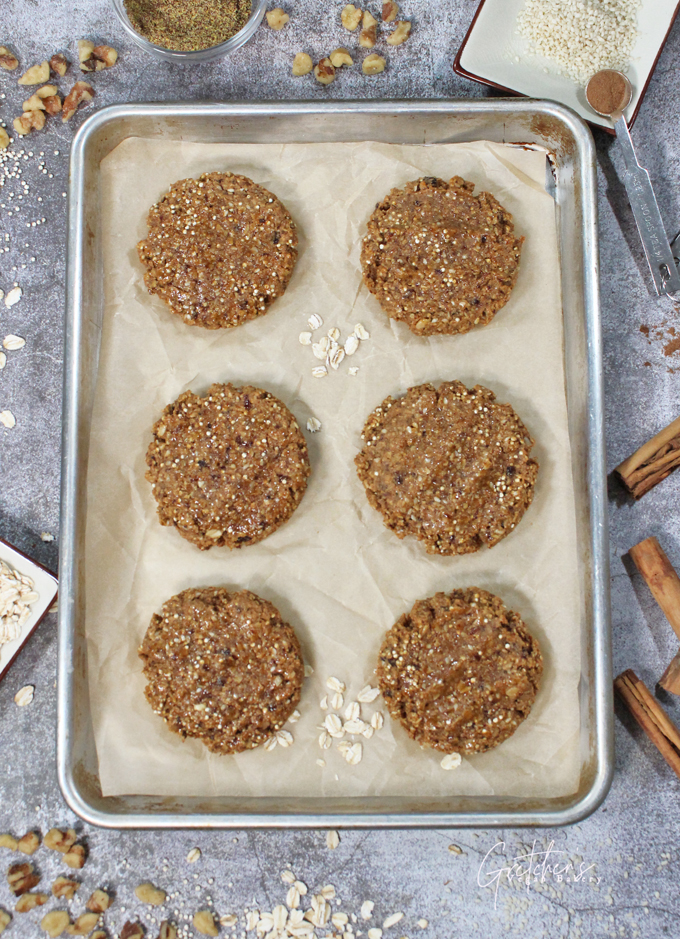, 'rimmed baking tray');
58,100,612,829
